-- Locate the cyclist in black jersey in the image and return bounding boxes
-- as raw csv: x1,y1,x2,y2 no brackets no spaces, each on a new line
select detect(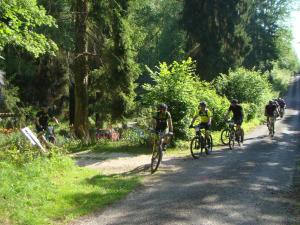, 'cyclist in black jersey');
265,100,279,124
225,99,244,143
35,104,59,148
152,103,173,149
